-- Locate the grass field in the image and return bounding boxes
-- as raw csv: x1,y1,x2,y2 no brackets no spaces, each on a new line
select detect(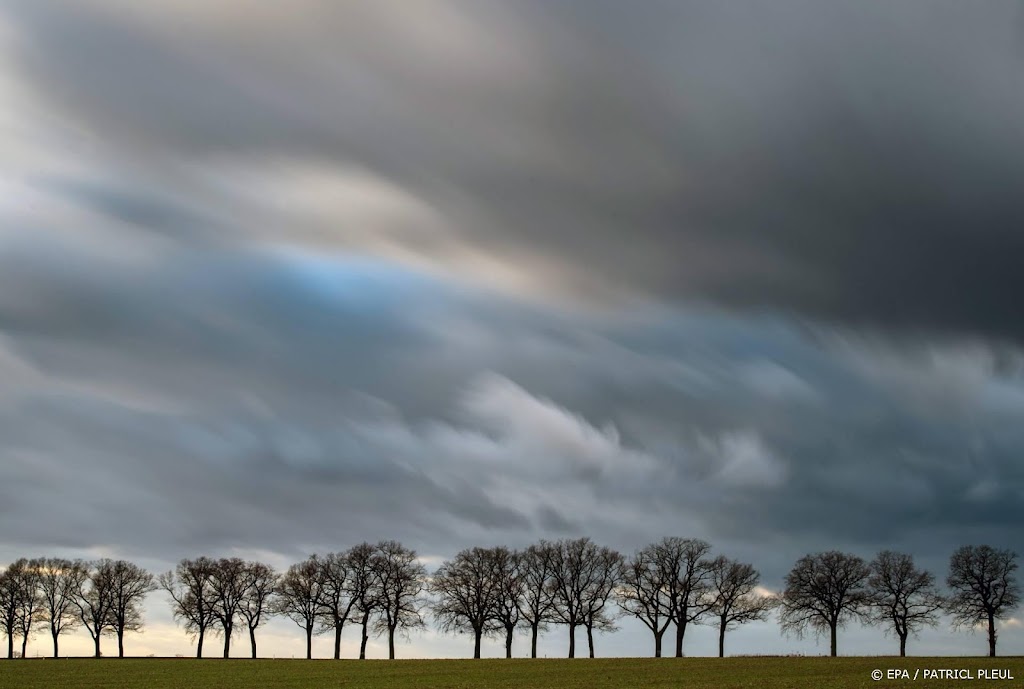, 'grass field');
1,657,1022,689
